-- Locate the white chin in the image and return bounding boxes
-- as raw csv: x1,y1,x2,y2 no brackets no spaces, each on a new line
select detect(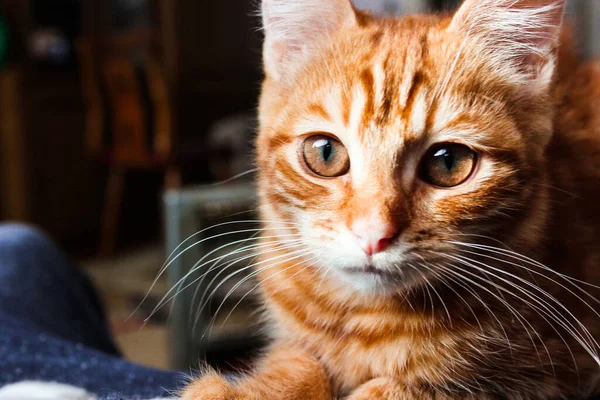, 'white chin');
333,268,399,294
